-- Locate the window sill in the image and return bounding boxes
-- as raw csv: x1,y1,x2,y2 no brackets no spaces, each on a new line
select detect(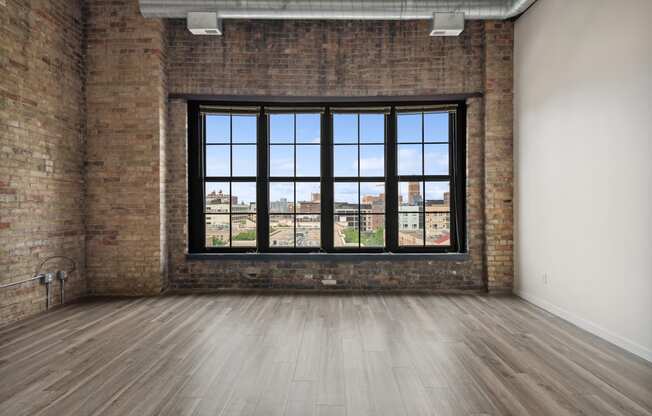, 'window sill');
186,252,470,262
